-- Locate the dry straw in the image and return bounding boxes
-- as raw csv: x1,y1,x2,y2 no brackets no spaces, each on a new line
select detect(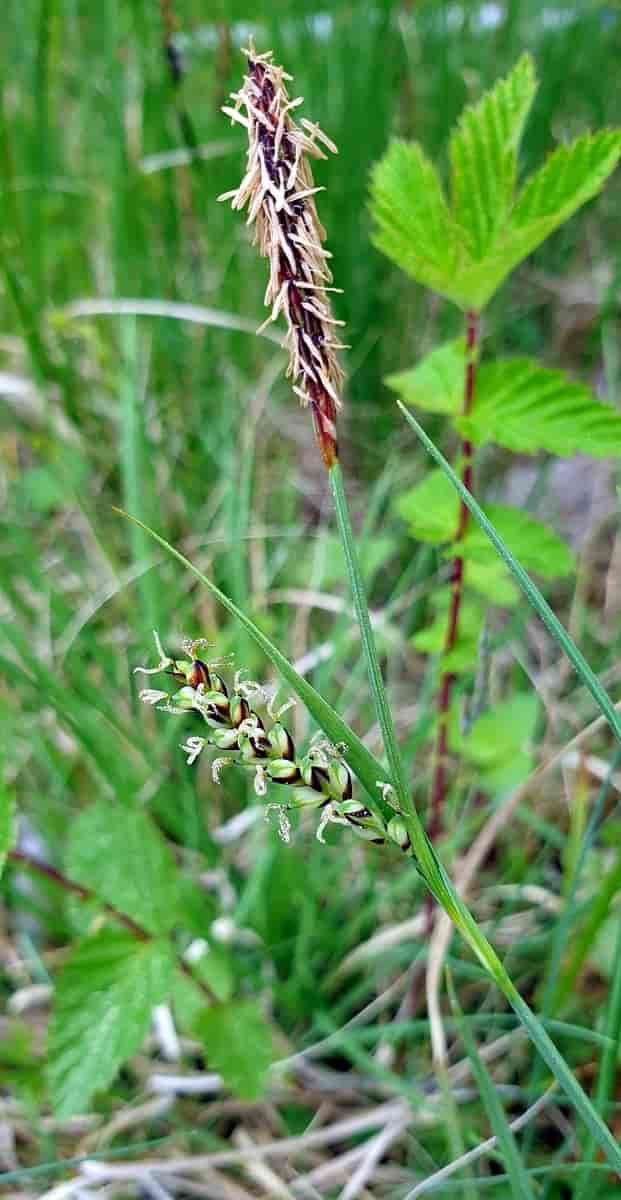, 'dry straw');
219,46,346,467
